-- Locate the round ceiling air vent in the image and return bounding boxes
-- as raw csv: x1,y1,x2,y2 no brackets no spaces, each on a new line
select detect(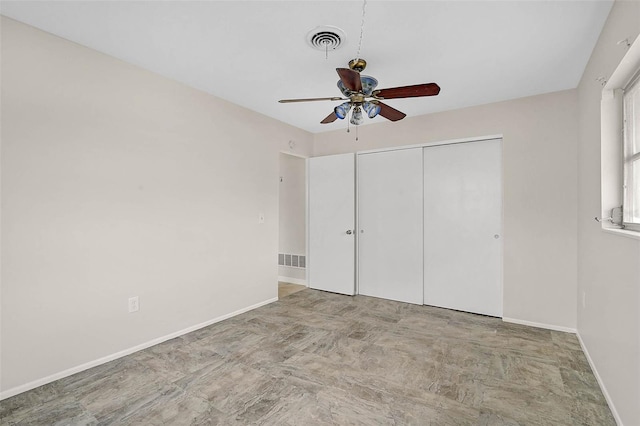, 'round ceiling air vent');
306,26,346,51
